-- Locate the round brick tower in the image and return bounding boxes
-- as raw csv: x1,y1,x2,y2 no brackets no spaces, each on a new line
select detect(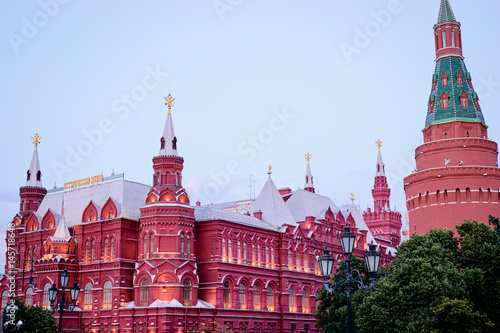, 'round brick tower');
404,0,500,235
